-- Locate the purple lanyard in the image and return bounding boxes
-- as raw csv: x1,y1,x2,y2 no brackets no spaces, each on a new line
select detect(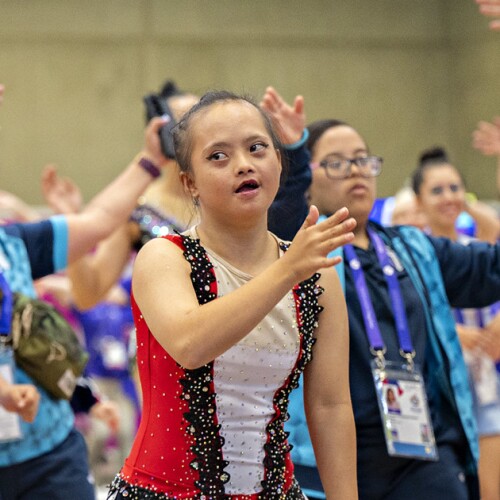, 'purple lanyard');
344,229,414,357
0,272,13,336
